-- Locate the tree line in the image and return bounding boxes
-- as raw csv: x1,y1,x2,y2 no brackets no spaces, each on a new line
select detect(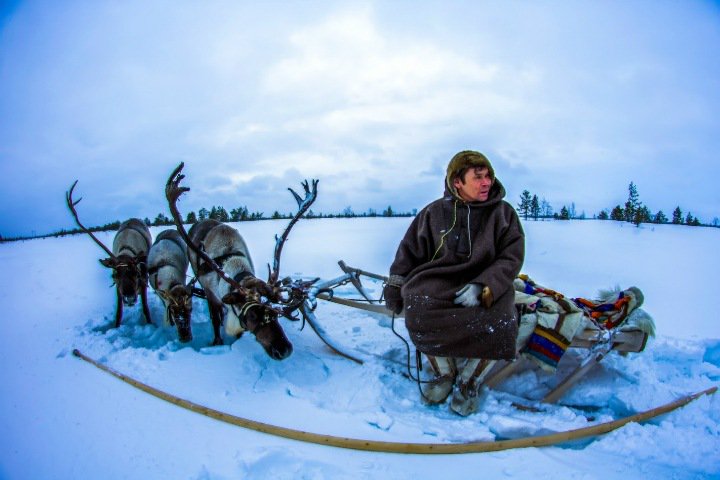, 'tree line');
517,181,718,227
0,205,417,242
146,204,416,227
